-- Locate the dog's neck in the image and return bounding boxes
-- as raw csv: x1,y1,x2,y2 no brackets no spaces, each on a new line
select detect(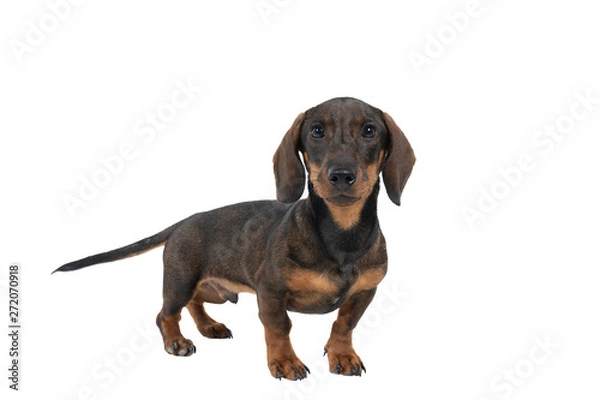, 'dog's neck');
307,181,381,266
